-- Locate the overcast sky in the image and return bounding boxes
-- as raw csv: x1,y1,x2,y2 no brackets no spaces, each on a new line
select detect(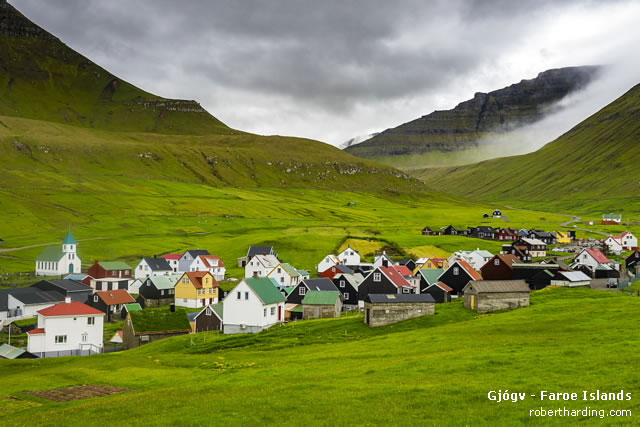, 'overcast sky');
13,0,640,146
